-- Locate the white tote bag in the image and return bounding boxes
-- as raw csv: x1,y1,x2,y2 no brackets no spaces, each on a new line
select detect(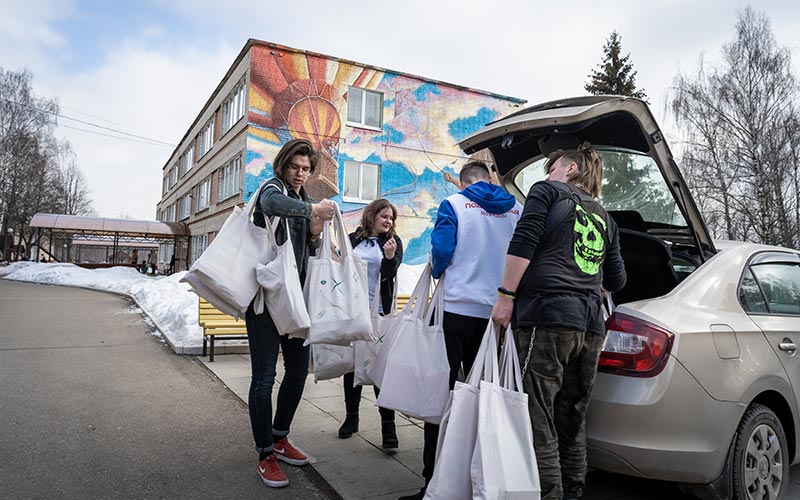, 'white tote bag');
353,274,398,387
424,322,498,500
303,204,372,346
310,343,354,382
255,216,310,338
375,270,450,424
471,325,540,500
368,263,432,389
181,181,273,318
